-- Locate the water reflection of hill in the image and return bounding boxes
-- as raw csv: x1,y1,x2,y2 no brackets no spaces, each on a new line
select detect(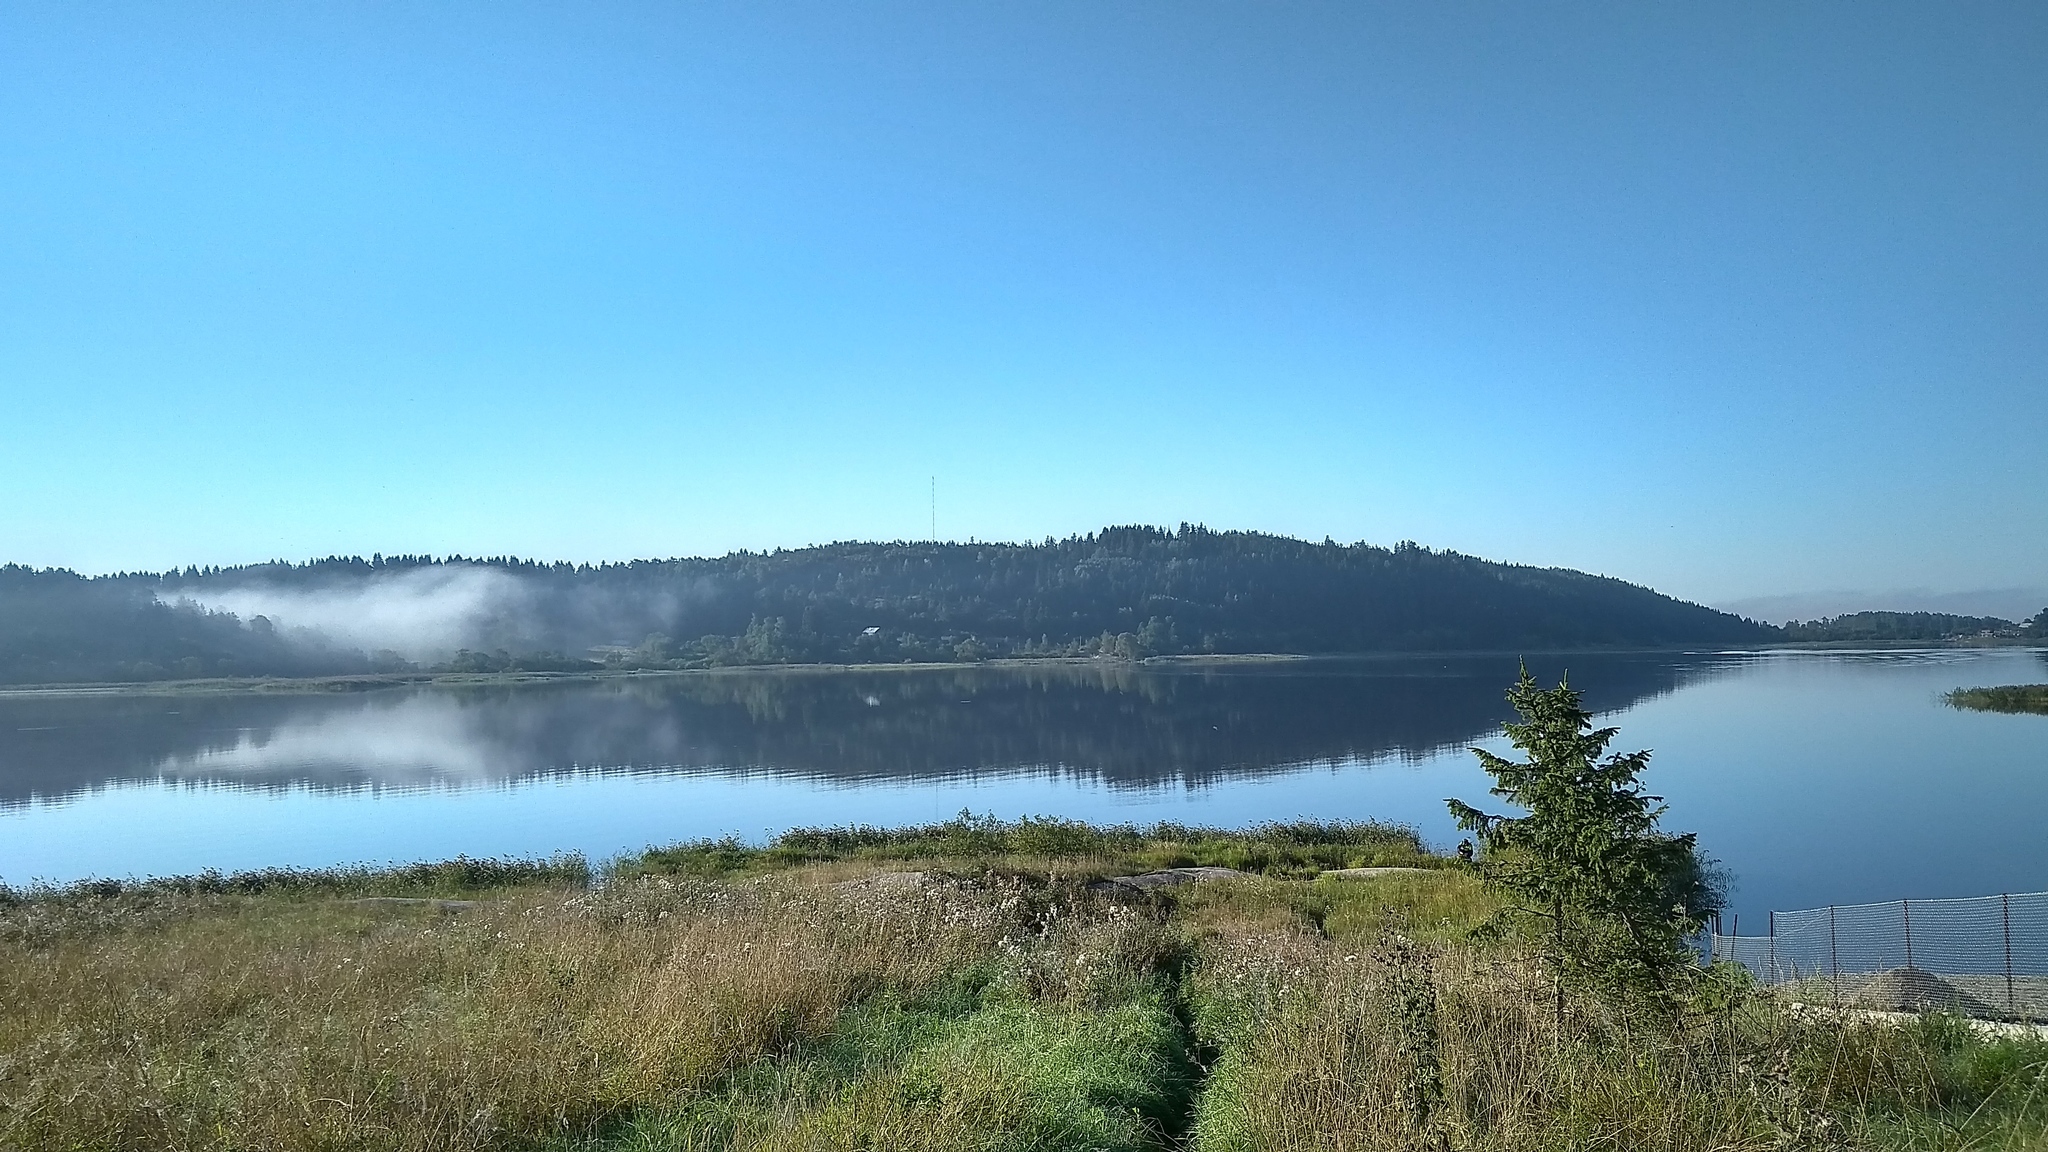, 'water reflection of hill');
0,654,1742,806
